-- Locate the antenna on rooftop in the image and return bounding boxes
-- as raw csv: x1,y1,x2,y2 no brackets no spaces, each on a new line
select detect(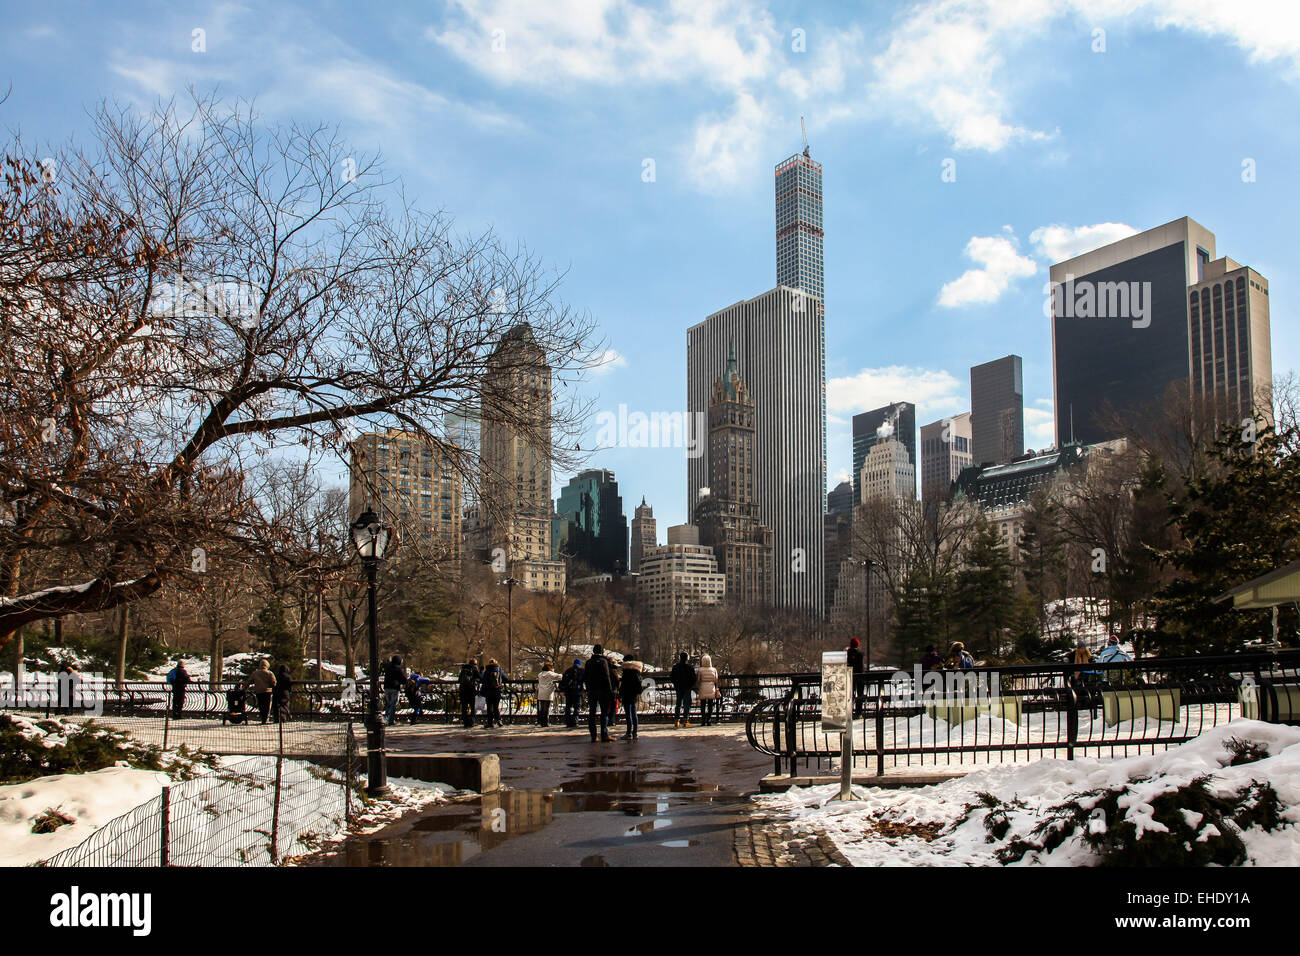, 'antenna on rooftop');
800,116,809,157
